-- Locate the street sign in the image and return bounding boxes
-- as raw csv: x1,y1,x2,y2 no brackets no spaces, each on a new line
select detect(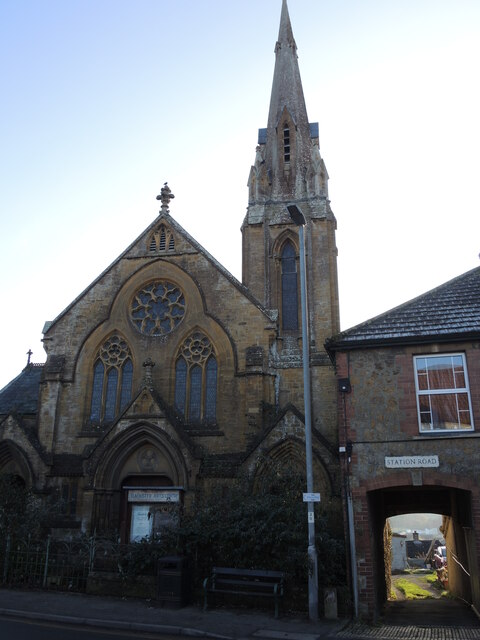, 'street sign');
303,492,321,502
